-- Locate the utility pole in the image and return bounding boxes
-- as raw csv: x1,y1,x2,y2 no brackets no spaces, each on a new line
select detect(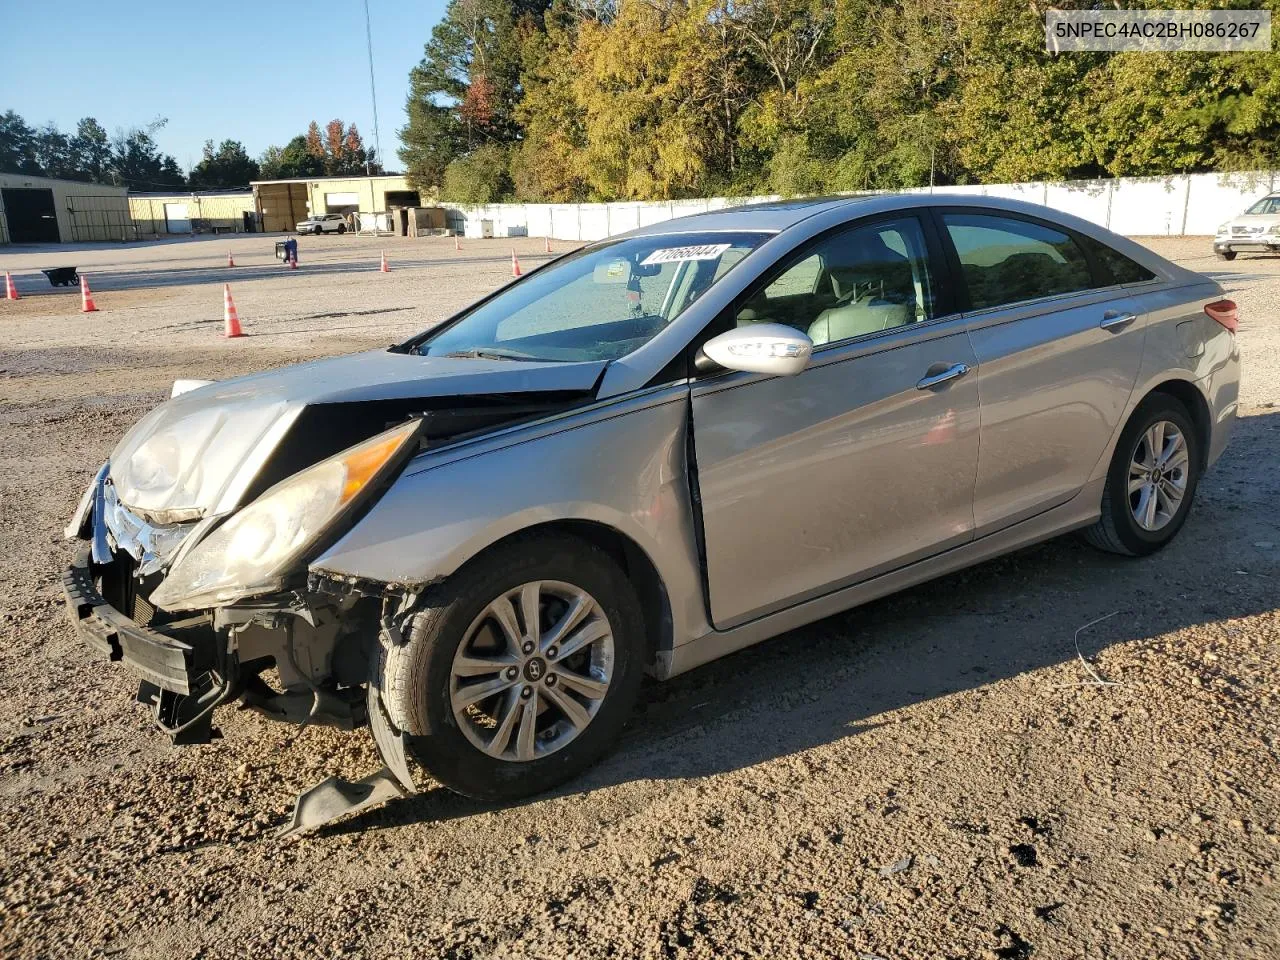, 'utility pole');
363,0,383,175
